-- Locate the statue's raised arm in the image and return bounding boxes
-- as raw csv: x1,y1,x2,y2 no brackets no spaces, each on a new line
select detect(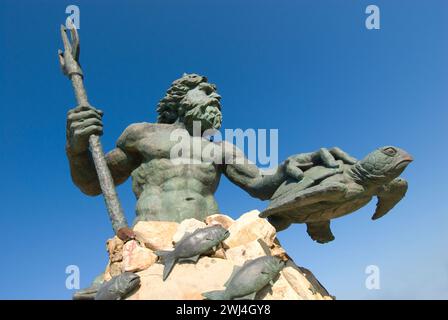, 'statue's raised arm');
221,144,358,201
